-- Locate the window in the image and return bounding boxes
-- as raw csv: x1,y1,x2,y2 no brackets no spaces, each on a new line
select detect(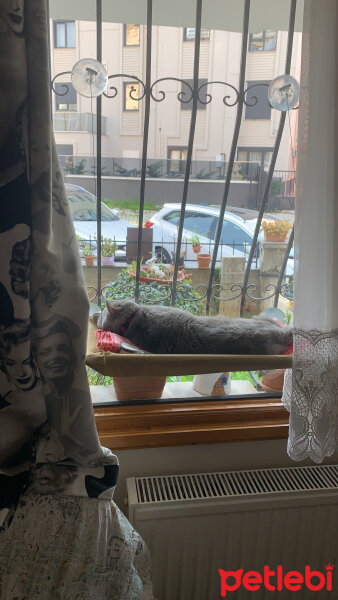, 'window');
164,210,215,239
220,220,253,253
167,148,188,174
54,21,76,48
124,24,140,46
248,30,277,52
124,82,140,111
183,27,210,41
245,81,271,120
180,78,208,110
237,148,273,177
55,82,77,111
